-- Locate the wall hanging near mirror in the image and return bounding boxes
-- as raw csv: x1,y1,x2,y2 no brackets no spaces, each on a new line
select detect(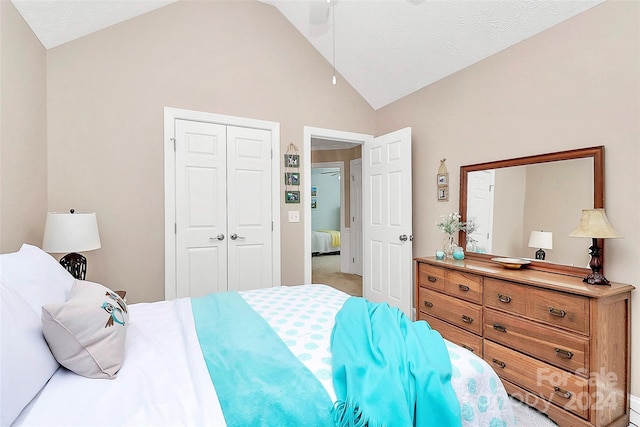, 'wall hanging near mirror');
284,143,300,203
437,159,449,201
